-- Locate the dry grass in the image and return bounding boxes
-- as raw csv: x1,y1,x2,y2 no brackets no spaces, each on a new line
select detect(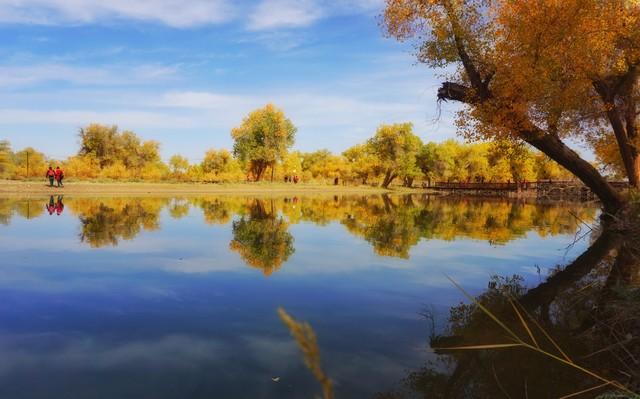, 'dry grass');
278,308,334,399
438,276,639,399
